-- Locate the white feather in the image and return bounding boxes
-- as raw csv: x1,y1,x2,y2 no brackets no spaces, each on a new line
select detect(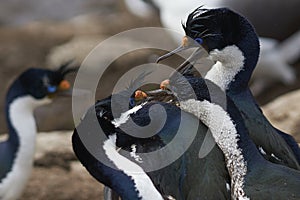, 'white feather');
124,1,299,95
205,45,245,91
103,134,163,200
0,96,51,200
180,99,249,200
112,102,146,128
